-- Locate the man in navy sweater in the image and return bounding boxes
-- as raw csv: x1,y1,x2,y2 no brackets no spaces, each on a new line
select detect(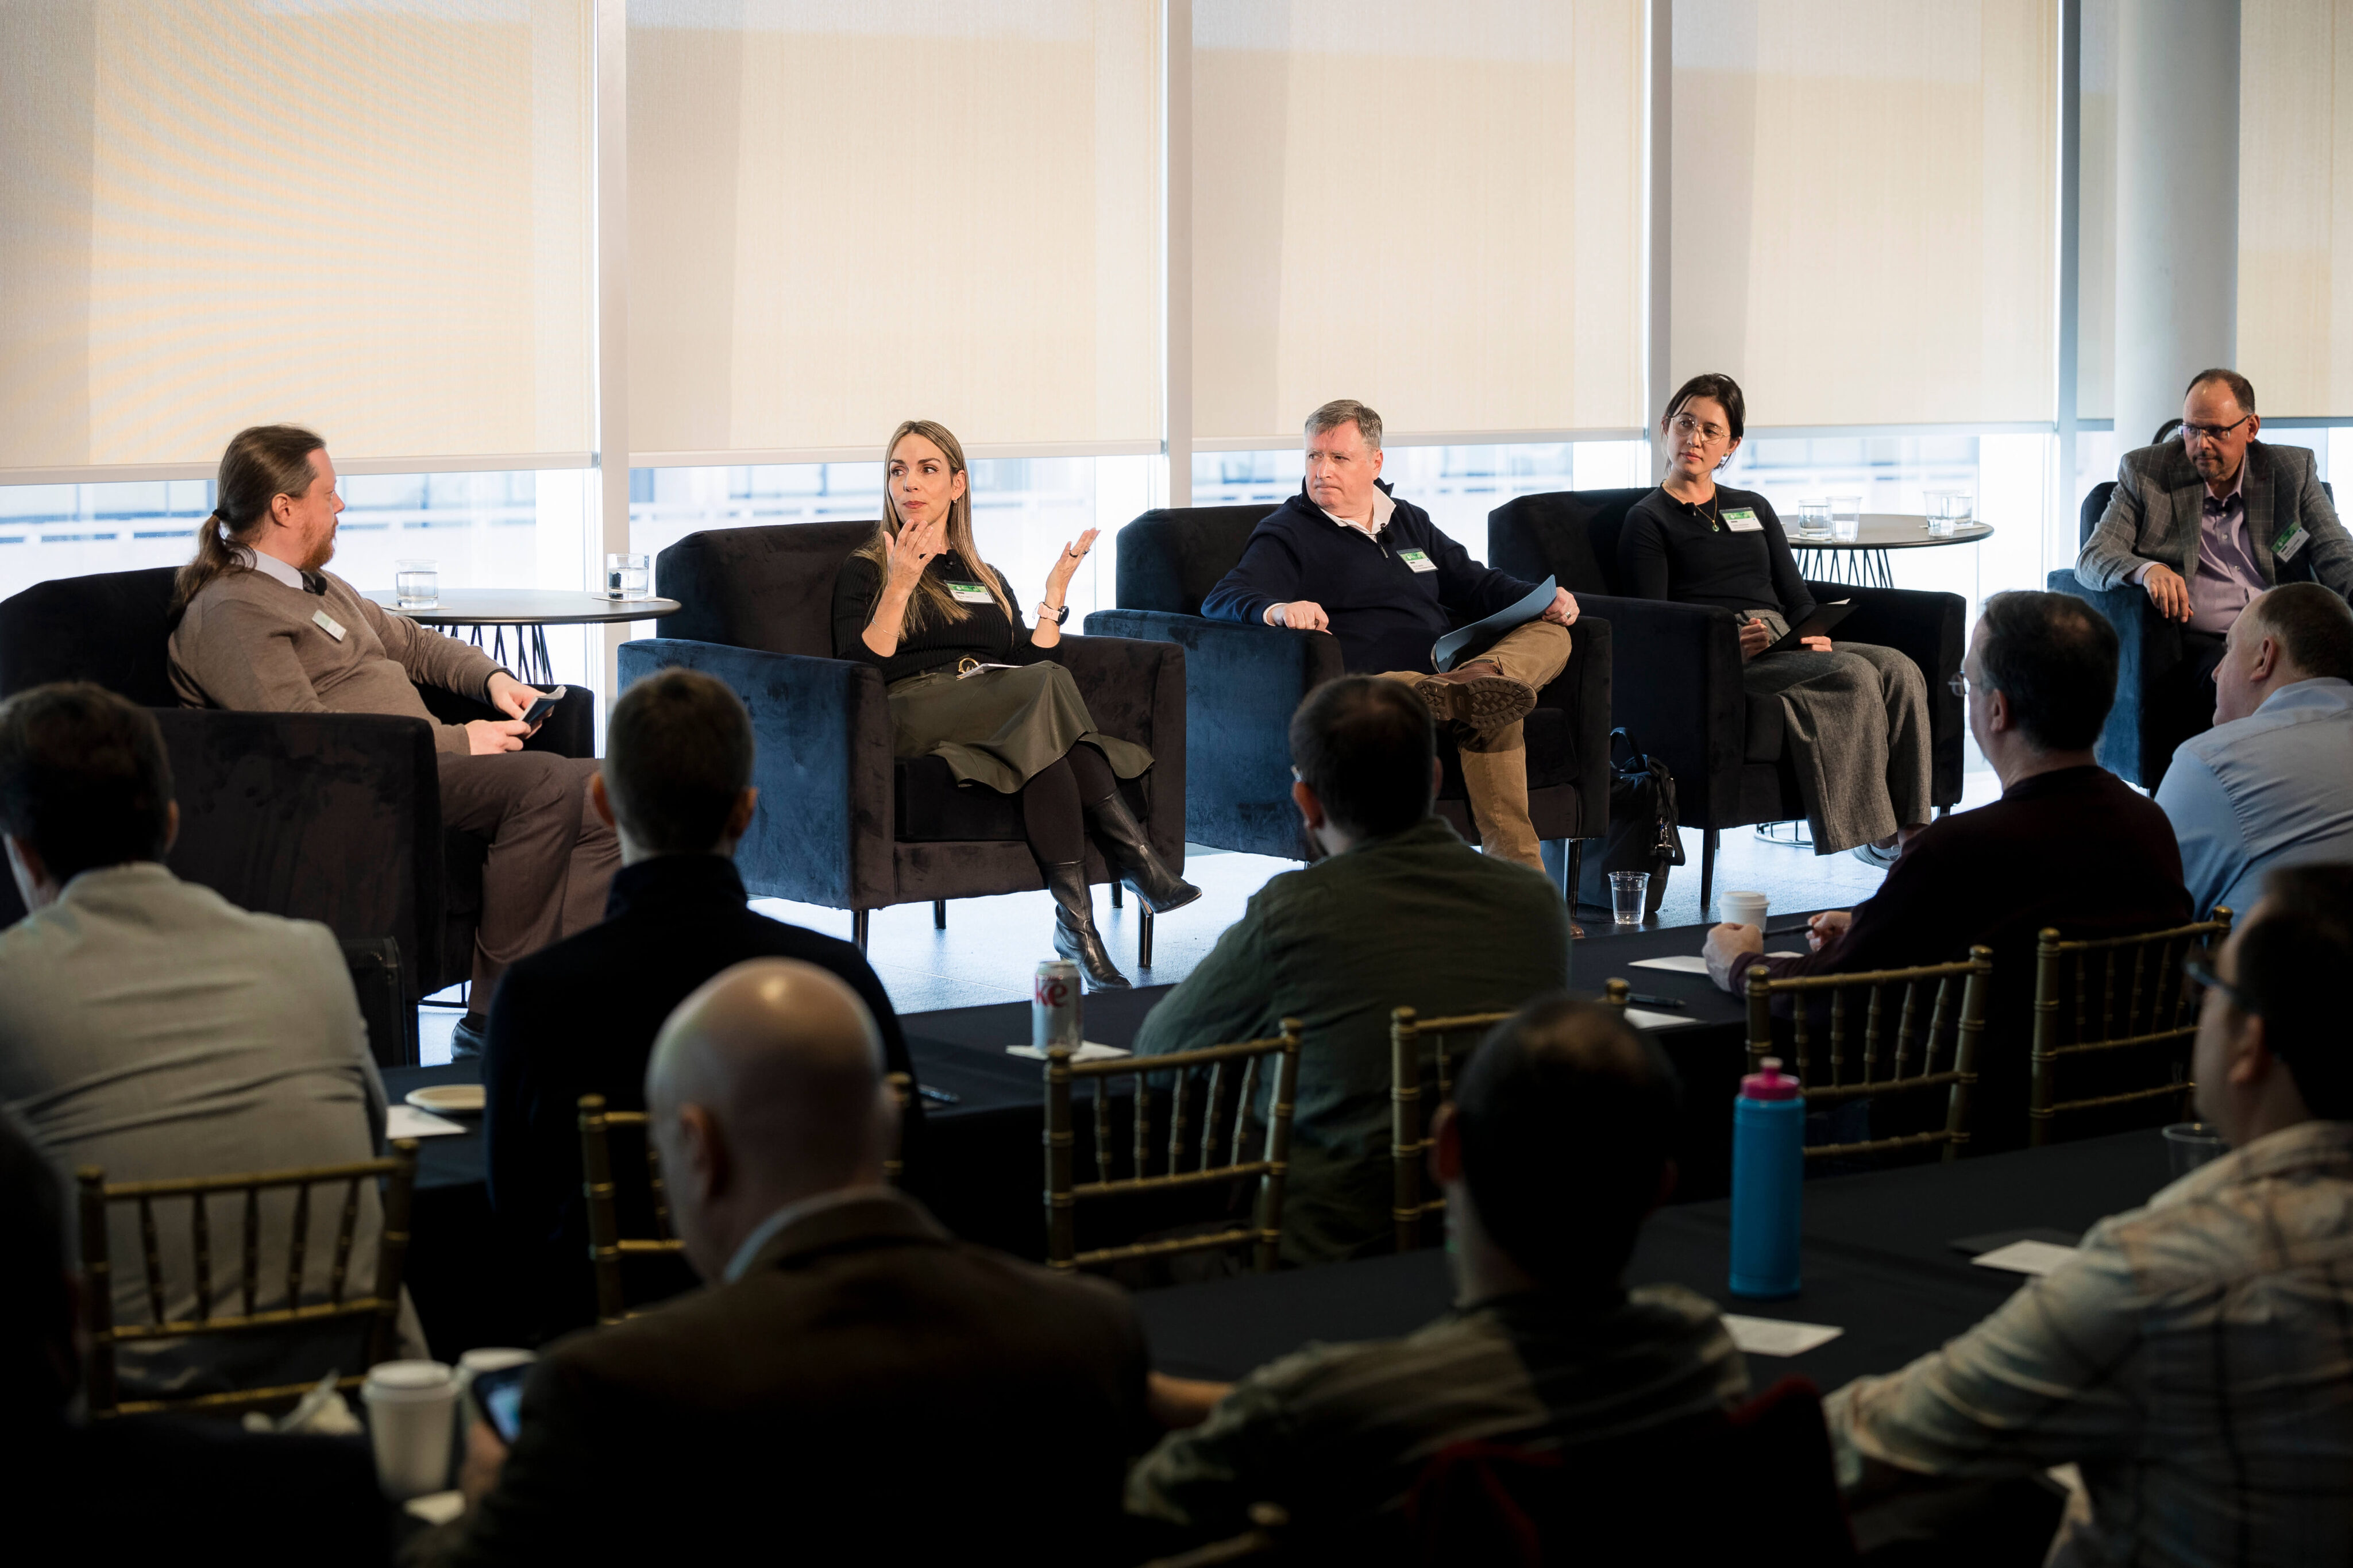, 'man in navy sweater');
1201,399,1578,868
